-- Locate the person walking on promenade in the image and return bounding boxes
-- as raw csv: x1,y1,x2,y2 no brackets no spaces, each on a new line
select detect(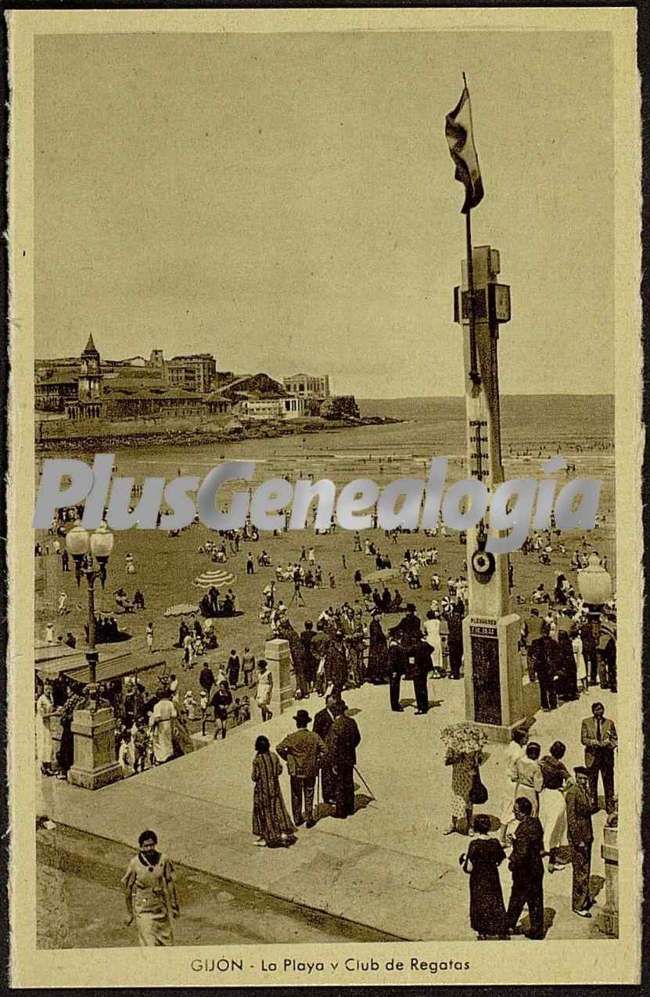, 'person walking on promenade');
461,814,509,940
506,797,545,939
565,766,594,917
581,701,617,813
251,735,296,848
255,659,273,722
326,700,361,819
313,692,339,805
146,622,154,653
122,830,179,946
276,709,325,828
